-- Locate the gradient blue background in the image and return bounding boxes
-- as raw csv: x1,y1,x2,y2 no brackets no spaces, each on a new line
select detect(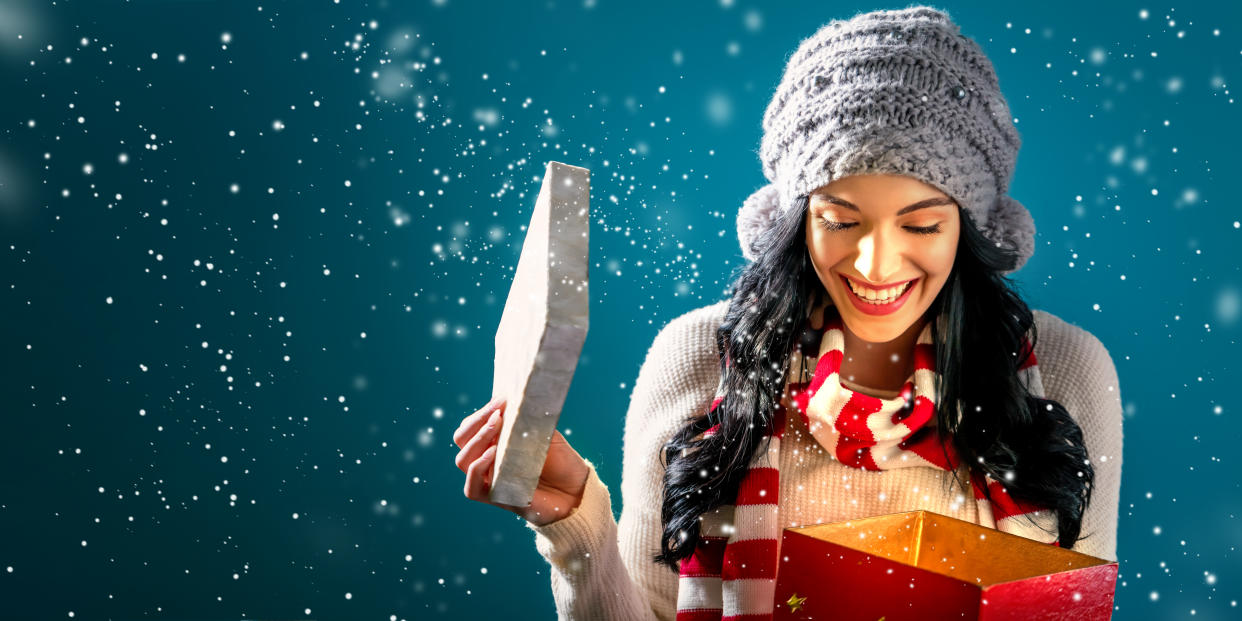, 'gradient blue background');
0,0,1238,619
